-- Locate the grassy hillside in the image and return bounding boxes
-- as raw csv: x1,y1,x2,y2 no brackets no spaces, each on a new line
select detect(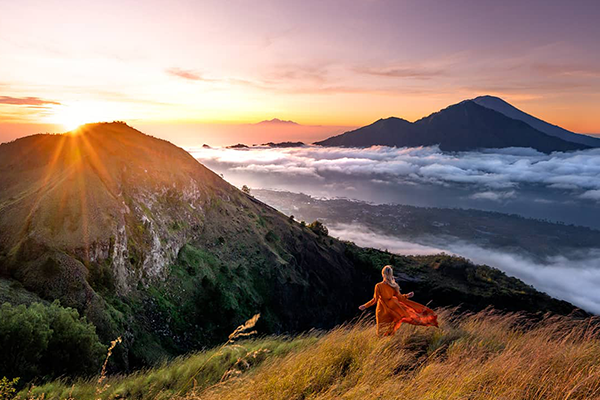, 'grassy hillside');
20,309,600,400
